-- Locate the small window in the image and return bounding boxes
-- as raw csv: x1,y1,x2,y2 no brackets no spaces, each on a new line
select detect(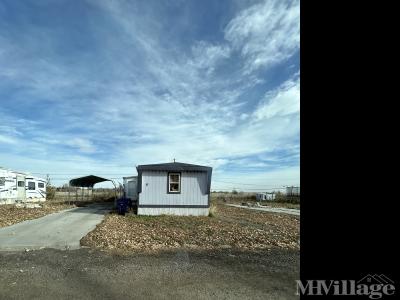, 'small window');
0,177,5,186
168,173,181,193
38,182,45,188
18,181,25,187
28,181,35,190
